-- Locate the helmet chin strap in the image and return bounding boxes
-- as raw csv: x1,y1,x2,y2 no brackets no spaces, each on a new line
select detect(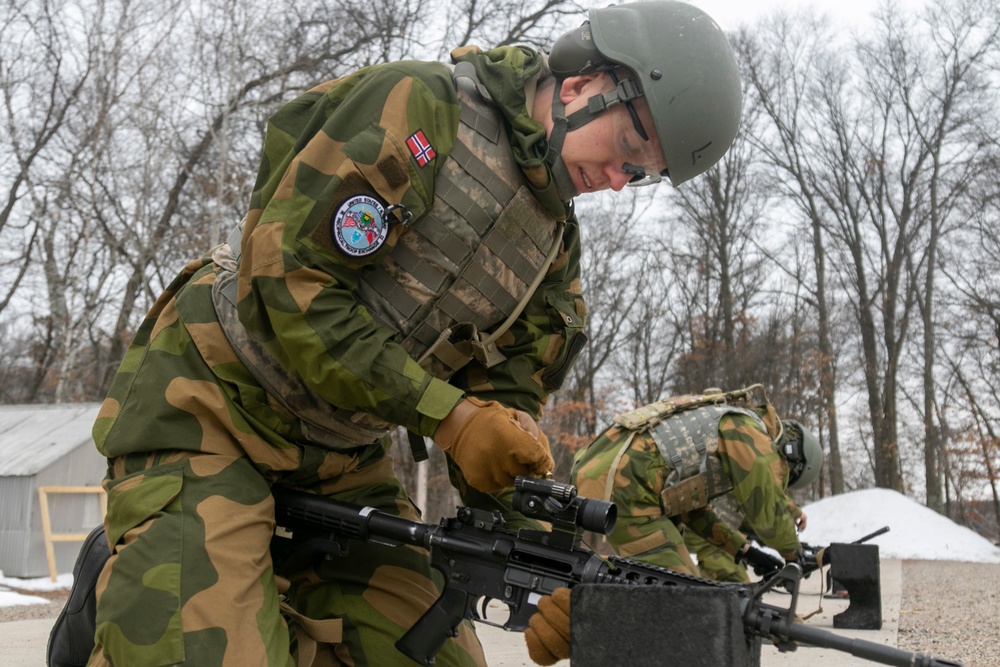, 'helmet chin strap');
544,84,581,201
544,76,645,199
